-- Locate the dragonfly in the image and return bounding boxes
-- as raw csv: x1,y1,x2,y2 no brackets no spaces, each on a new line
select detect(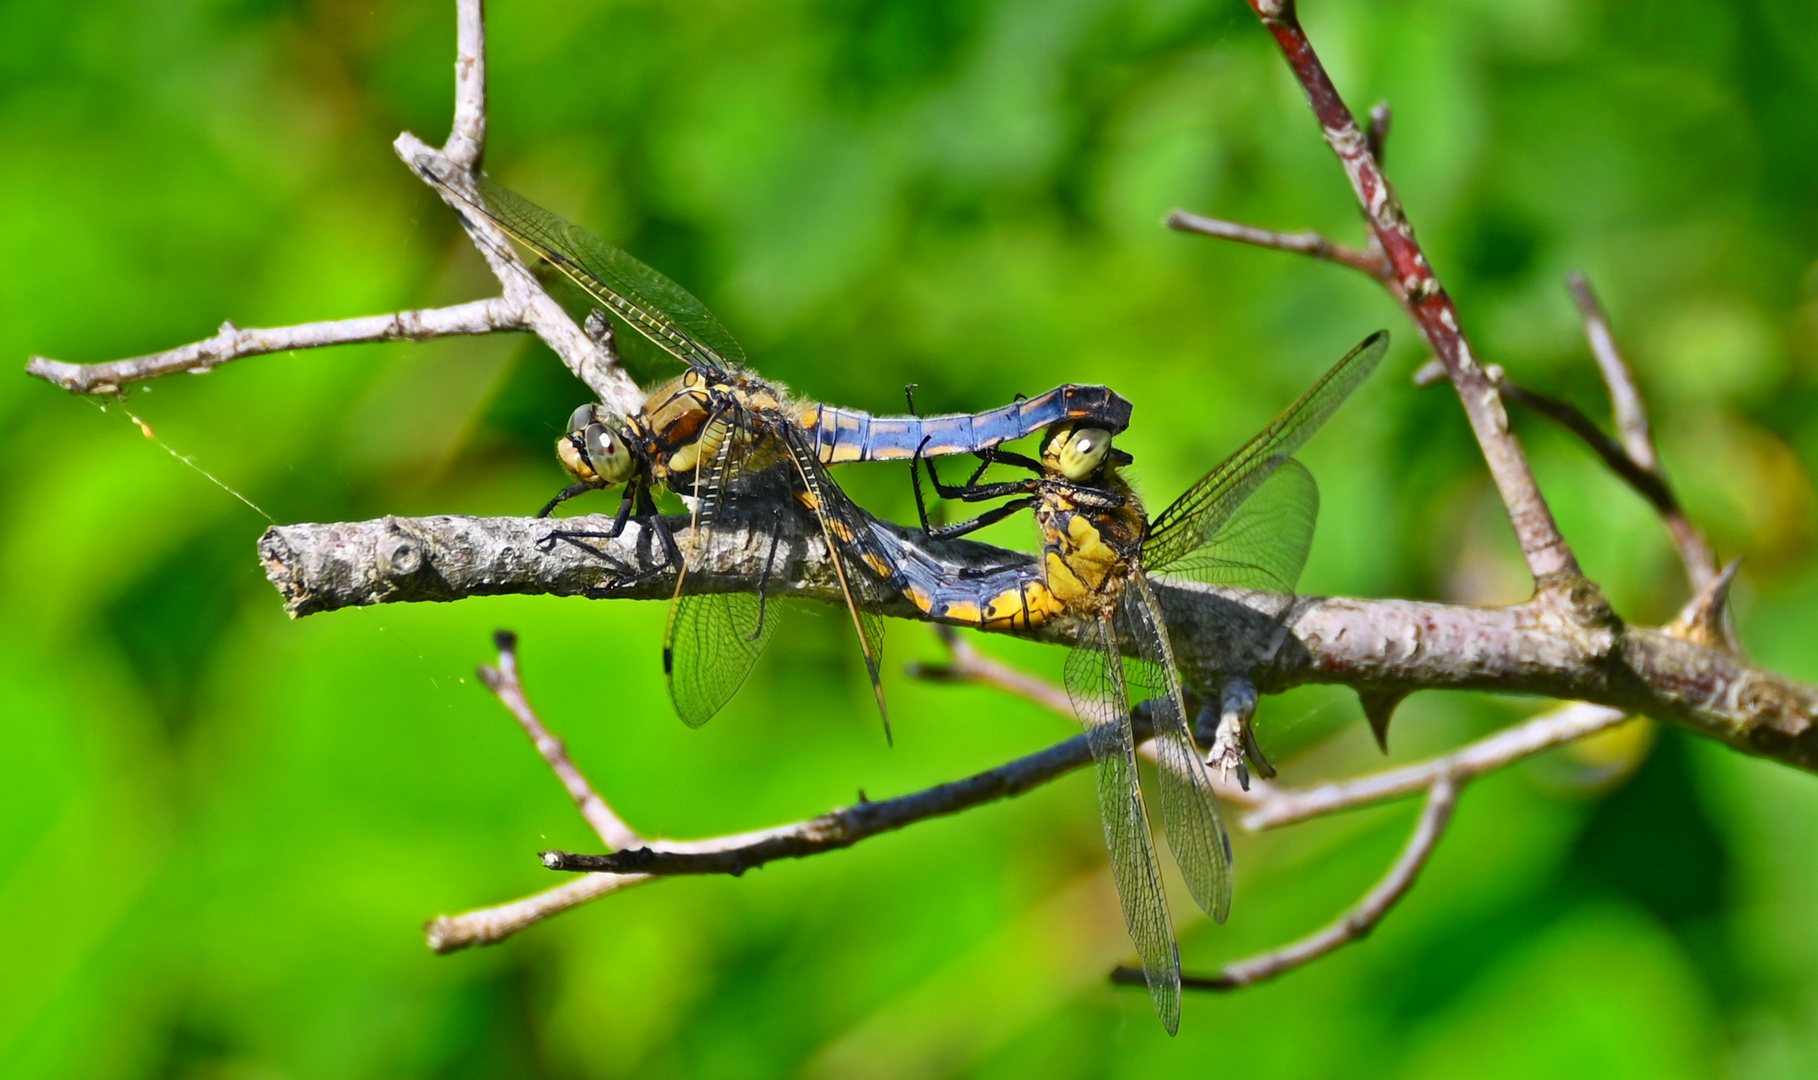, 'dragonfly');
883,330,1389,1032
414,161,1132,738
